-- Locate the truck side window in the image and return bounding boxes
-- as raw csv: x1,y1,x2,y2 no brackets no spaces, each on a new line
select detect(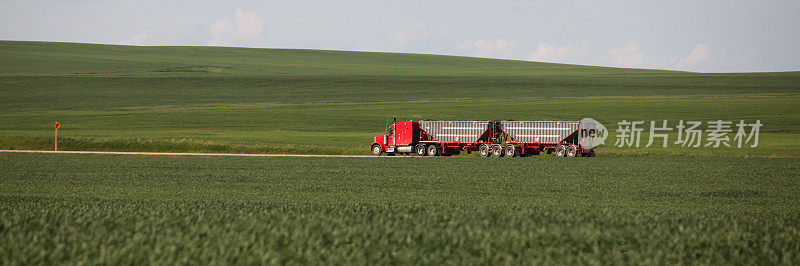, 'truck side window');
388,127,394,135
